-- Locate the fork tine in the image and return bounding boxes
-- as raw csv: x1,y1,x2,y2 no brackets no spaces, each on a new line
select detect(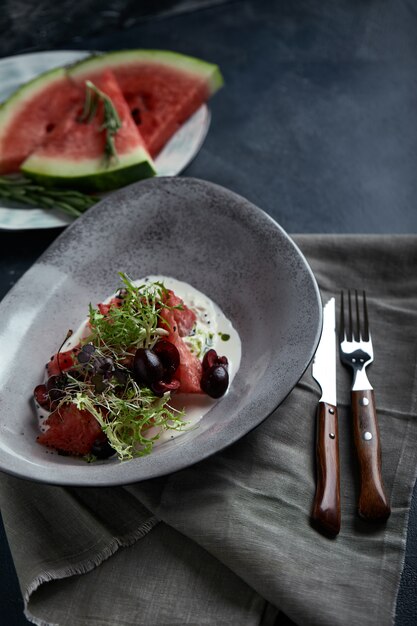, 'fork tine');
342,289,370,342
340,290,354,341
362,290,370,341
348,290,354,341
339,290,346,341
340,290,371,343
354,289,361,341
